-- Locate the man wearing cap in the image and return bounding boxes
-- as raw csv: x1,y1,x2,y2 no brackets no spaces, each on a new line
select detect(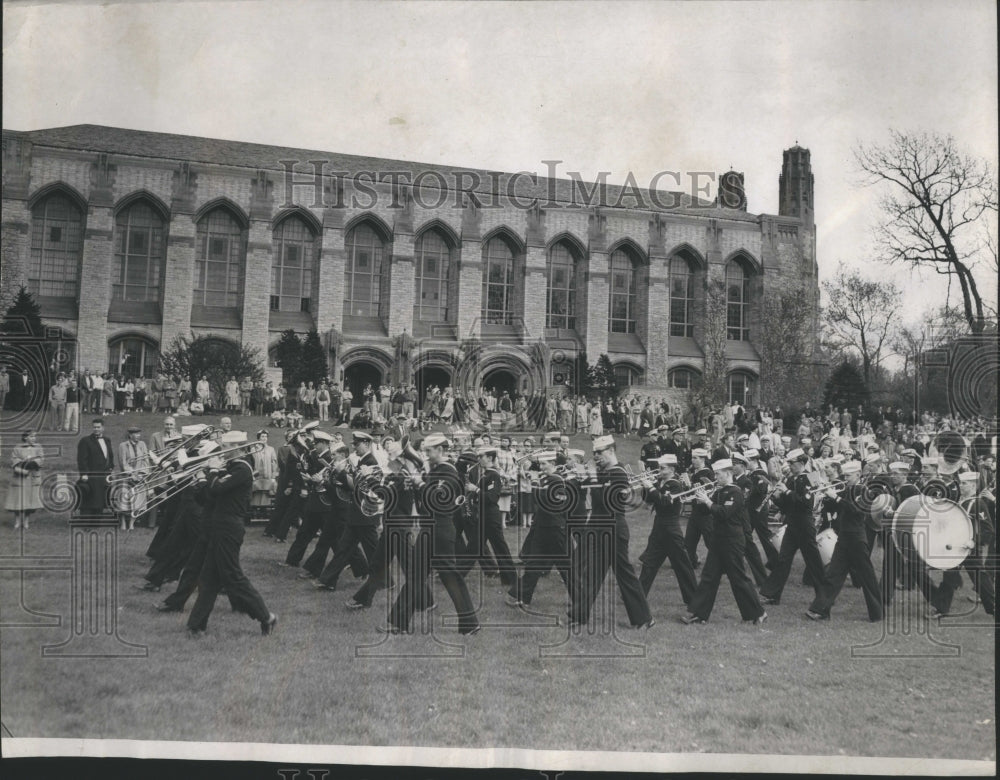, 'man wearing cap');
654,425,671,455
388,433,479,635
568,434,653,629
681,459,767,625
186,448,277,637
805,461,883,622
464,446,518,590
315,432,382,590
683,448,716,569
637,454,698,606
284,429,337,570
924,471,994,617
881,461,934,608
640,431,661,463
507,451,573,609
662,428,691,473
758,448,828,605
743,449,779,569
732,452,768,587
117,425,150,531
